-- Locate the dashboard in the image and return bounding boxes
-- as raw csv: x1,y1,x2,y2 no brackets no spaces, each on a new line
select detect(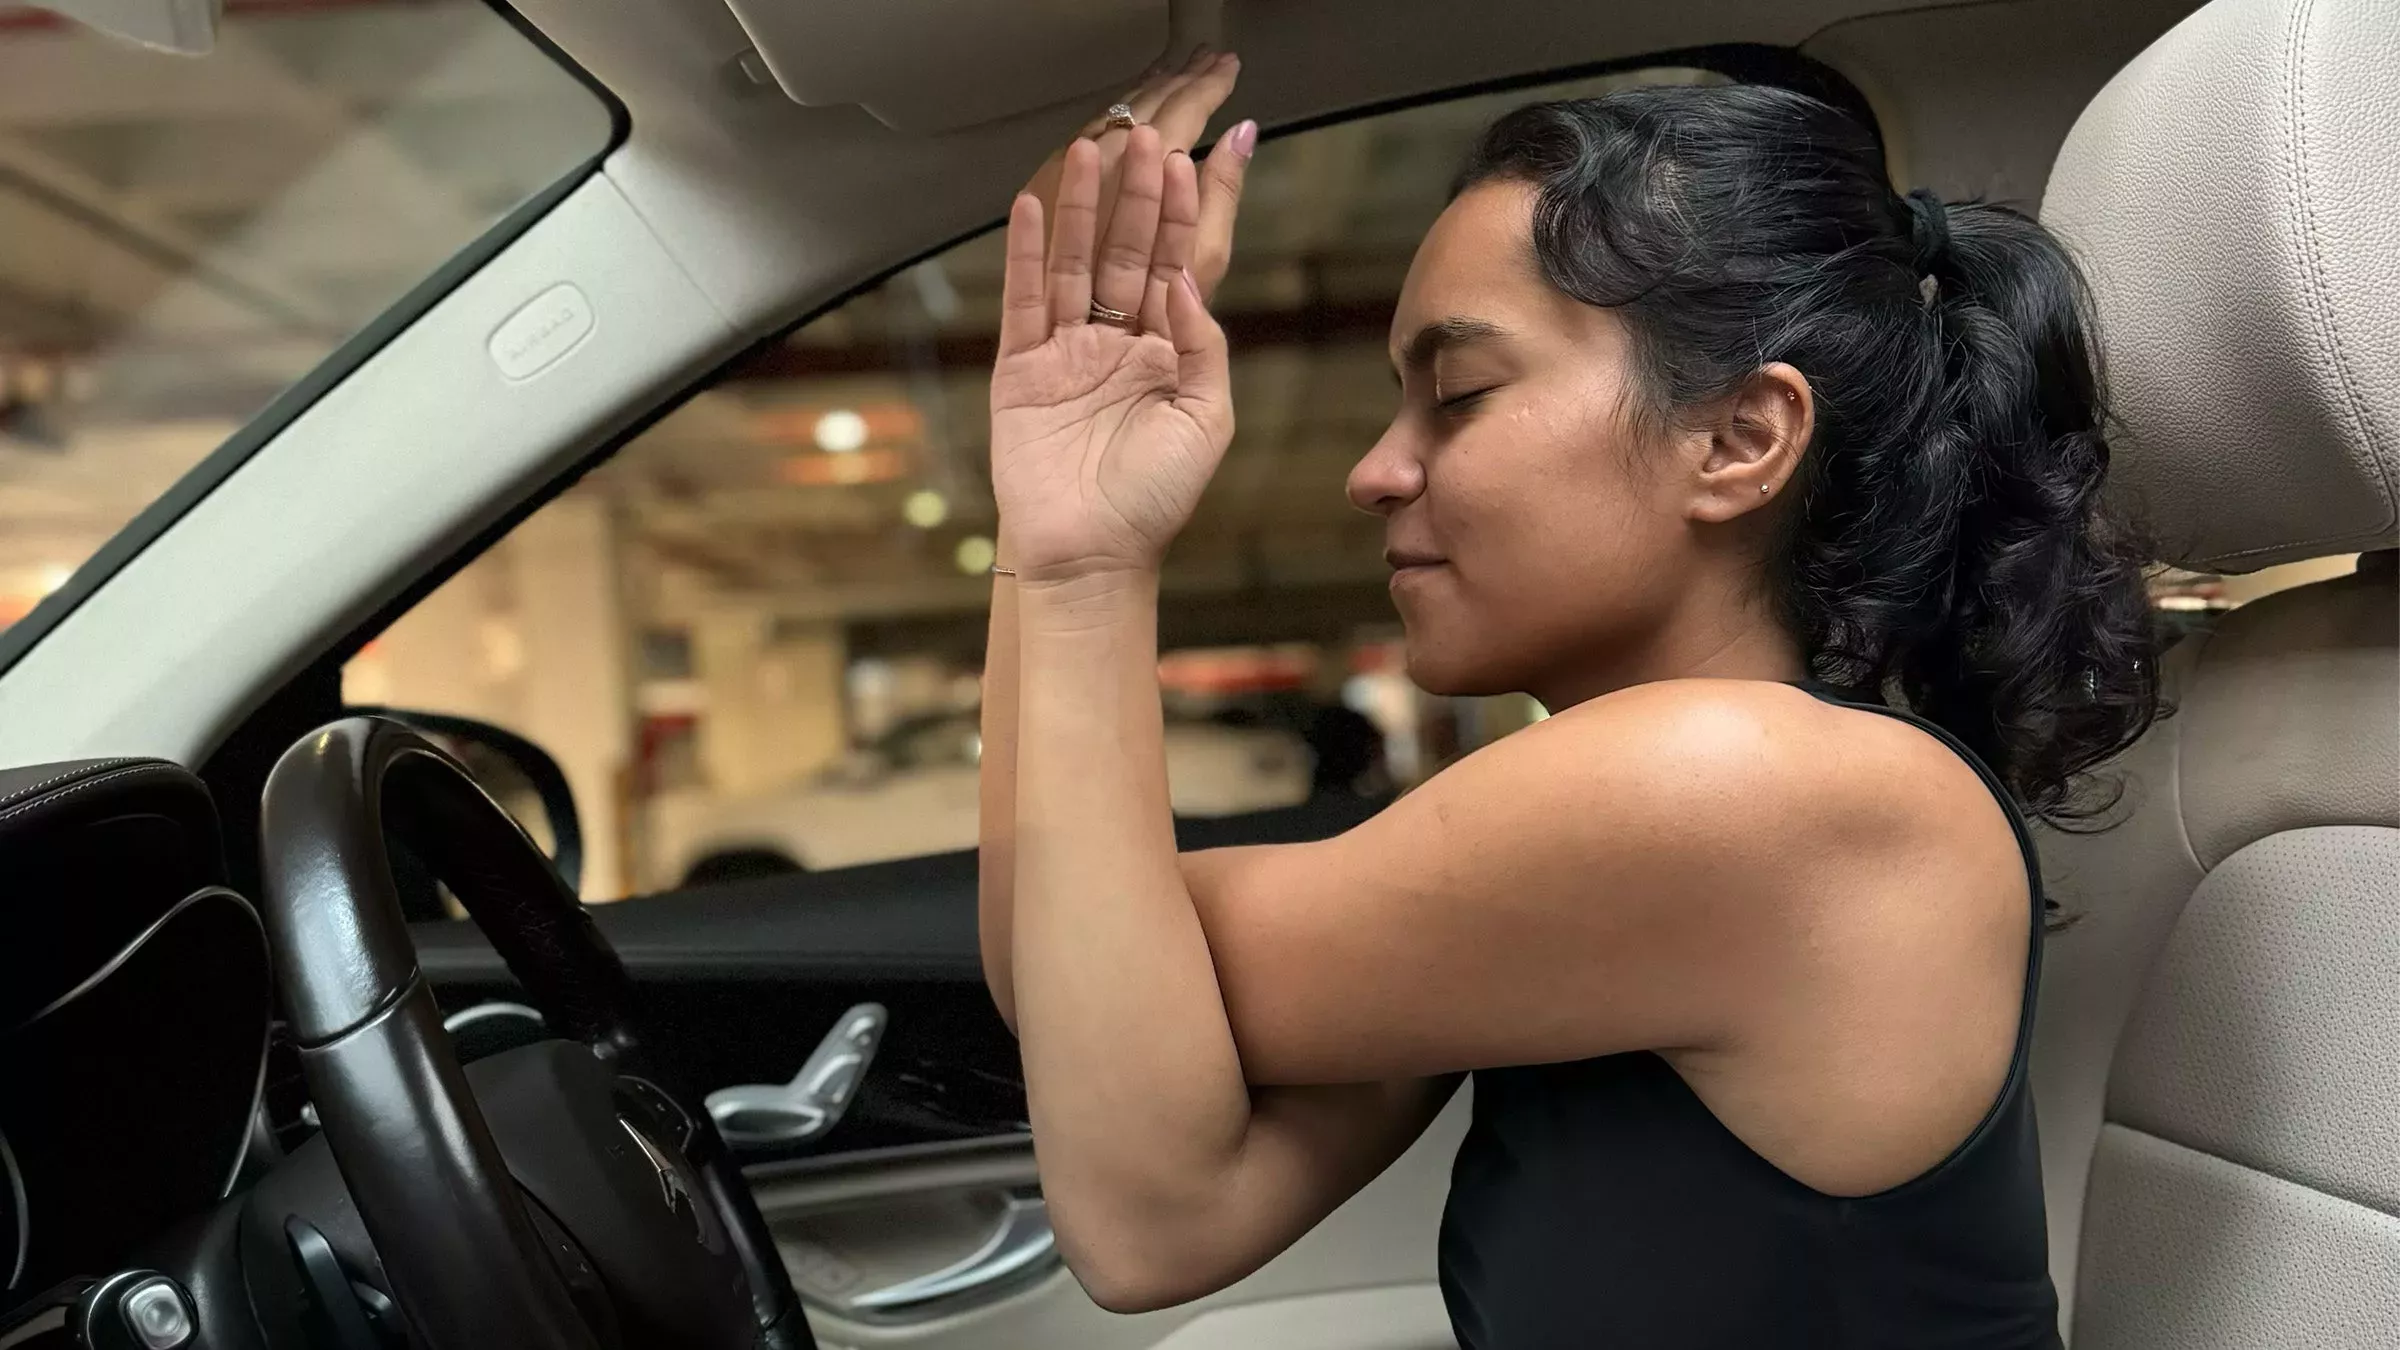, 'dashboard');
0,760,270,1324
